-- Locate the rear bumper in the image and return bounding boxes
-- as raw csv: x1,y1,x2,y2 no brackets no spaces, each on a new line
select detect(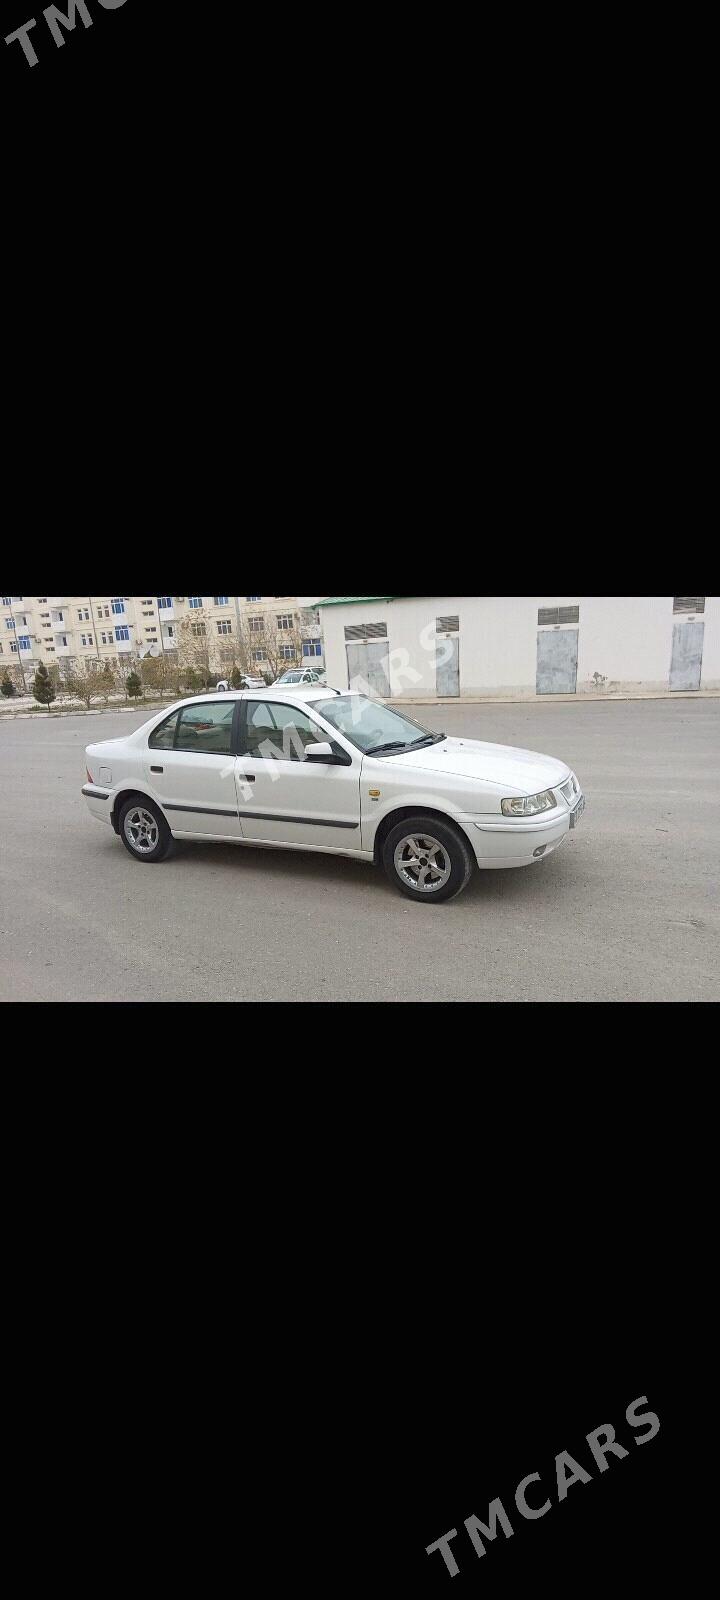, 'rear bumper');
82,784,113,826
465,800,583,869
